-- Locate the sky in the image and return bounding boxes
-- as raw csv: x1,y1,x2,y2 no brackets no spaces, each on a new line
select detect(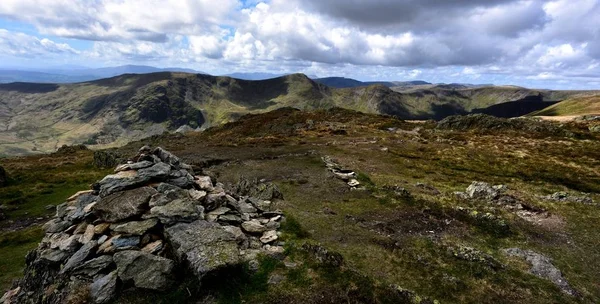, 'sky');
0,0,599,89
